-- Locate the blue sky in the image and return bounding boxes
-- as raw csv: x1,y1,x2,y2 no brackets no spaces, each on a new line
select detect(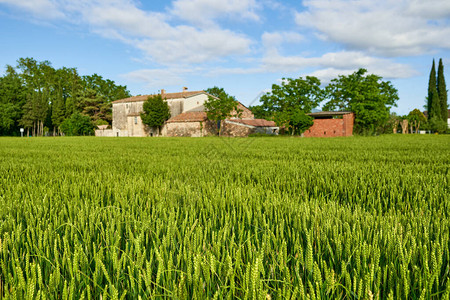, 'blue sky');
0,0,449,115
